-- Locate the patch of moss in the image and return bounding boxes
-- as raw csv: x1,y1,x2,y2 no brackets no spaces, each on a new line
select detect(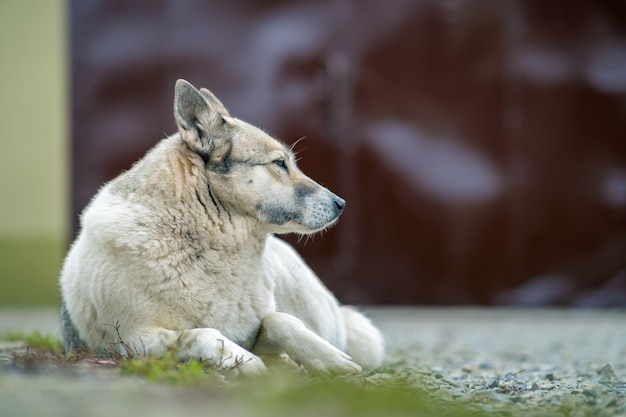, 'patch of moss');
120,352,219,385
2,331,63,352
